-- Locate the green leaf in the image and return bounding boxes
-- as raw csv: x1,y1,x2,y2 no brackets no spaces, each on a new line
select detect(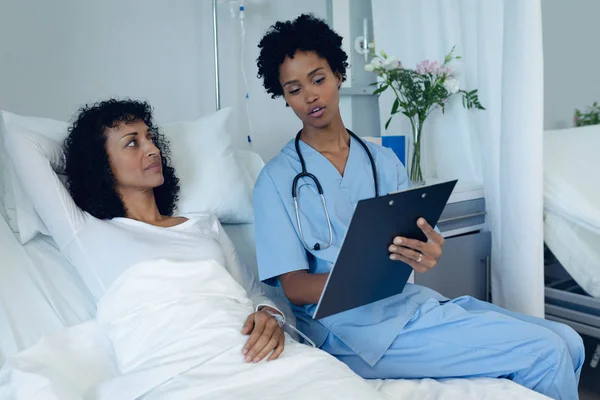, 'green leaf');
385,116,393,130
373,84,388,95
391,98,400,114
